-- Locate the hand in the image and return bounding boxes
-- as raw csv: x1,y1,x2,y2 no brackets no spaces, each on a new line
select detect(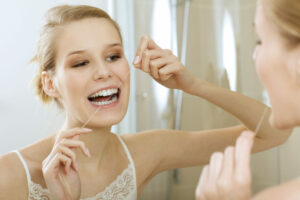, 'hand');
133,35,197,92
195,131,255,200
42,128,92,200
